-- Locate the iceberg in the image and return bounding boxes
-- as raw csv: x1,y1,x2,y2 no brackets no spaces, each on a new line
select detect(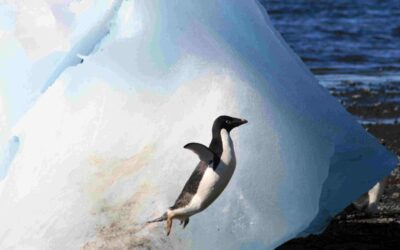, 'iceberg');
0,0,397,249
